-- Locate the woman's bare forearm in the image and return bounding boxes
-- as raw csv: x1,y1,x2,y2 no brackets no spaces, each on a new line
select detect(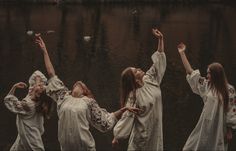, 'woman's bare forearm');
8,85,17,95
157,37,164,53
179,52,193,74
43,49,55,78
